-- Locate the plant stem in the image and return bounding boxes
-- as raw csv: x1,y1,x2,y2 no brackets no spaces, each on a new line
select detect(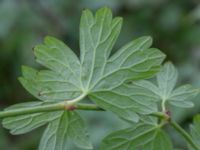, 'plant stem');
150,112,168,119
75,103,104,111
0,101,167,119
0,103,103,118
170,120,200,150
